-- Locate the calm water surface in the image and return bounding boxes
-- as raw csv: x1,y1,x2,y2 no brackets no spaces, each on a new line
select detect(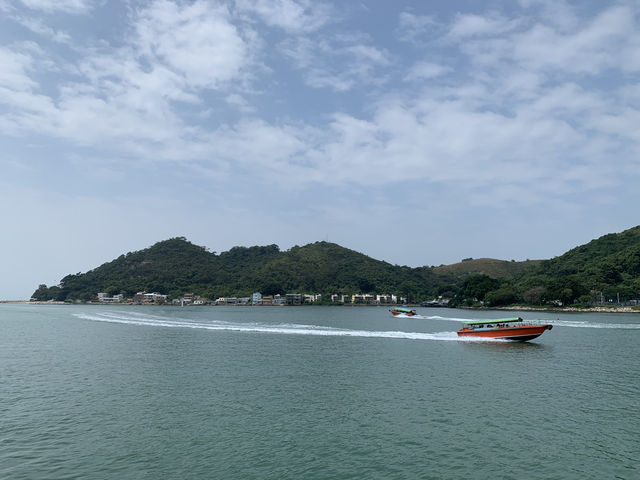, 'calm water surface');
1,304,639,479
